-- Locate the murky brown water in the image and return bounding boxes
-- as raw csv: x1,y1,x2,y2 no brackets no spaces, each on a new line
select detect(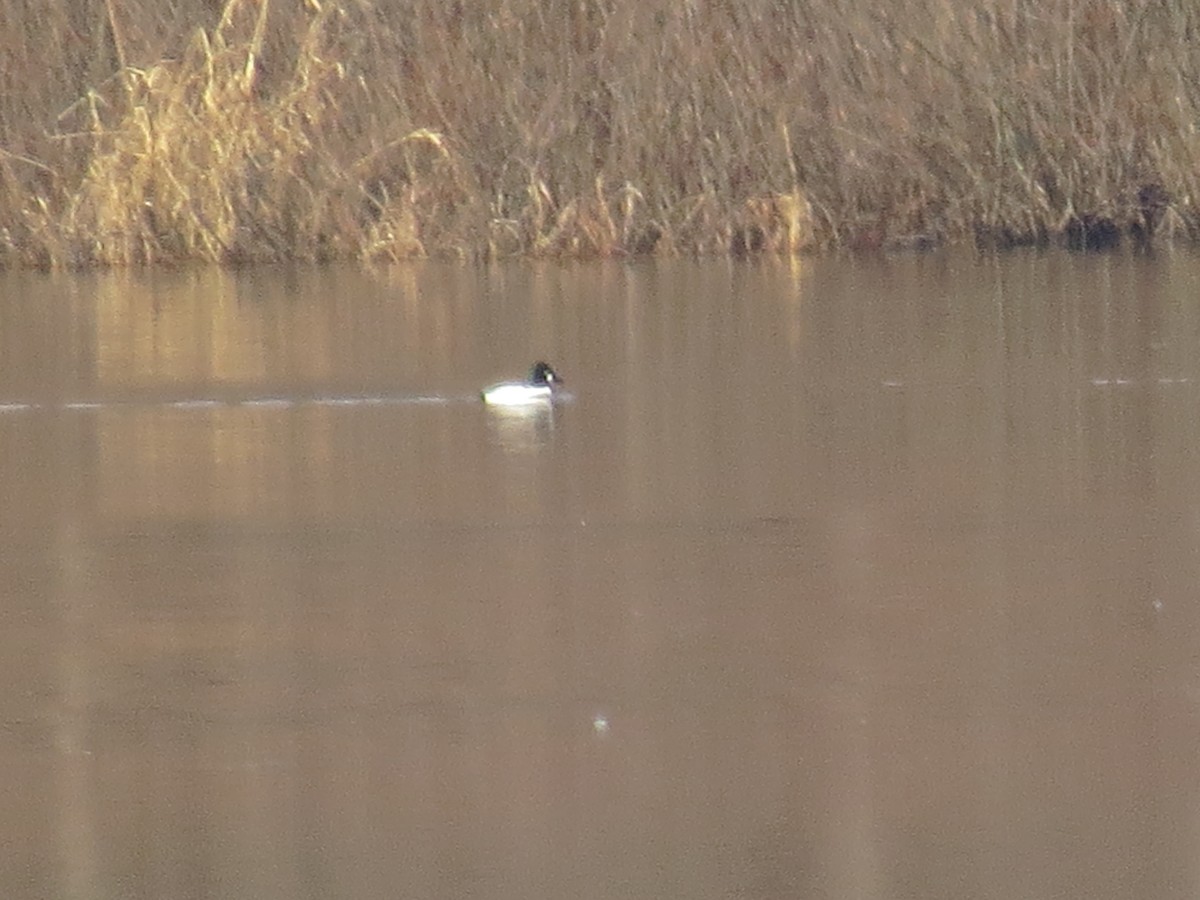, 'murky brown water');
2,254,1200,899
